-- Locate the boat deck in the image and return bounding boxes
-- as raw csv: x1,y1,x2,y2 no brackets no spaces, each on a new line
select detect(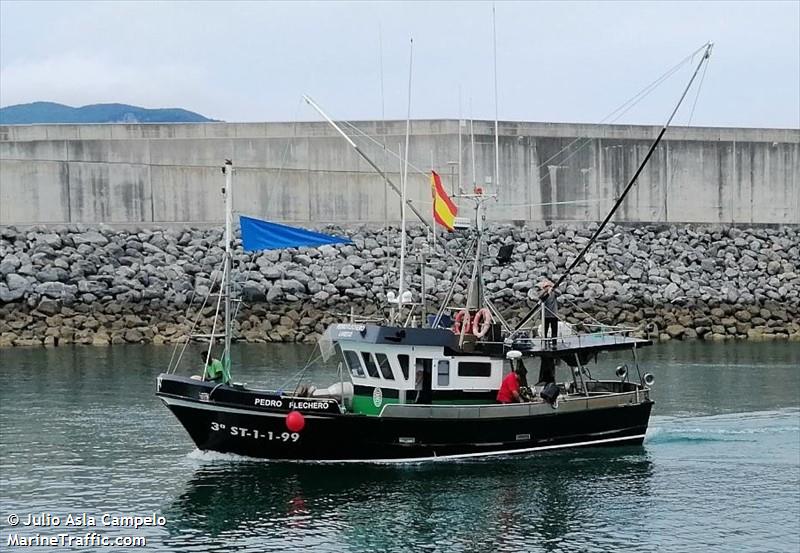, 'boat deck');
379,386,650,419
510,332,652,357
